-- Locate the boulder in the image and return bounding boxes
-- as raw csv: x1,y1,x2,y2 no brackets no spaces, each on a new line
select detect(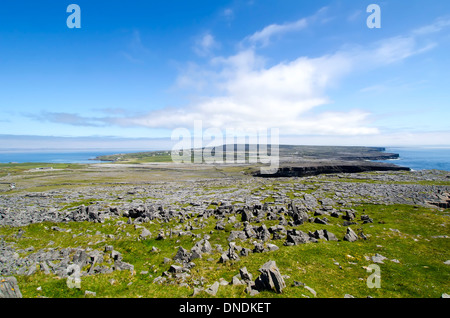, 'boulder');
343,210,356,221
214,221,225,230
323,229,338,241
285,229,310,245
254,260,286,293
113,260,134,272
314,217,328,225
343,227,358,242
173,246,191,263
243,222,257,238
371,253,387,264
253,243,265,253
255,224,271,242
139,228,152,240
361,215,373,224
205,281,220,296
239,267,253,282
227,231,247,242
192,238,212,254
0,276,22,298
240,209,252,223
